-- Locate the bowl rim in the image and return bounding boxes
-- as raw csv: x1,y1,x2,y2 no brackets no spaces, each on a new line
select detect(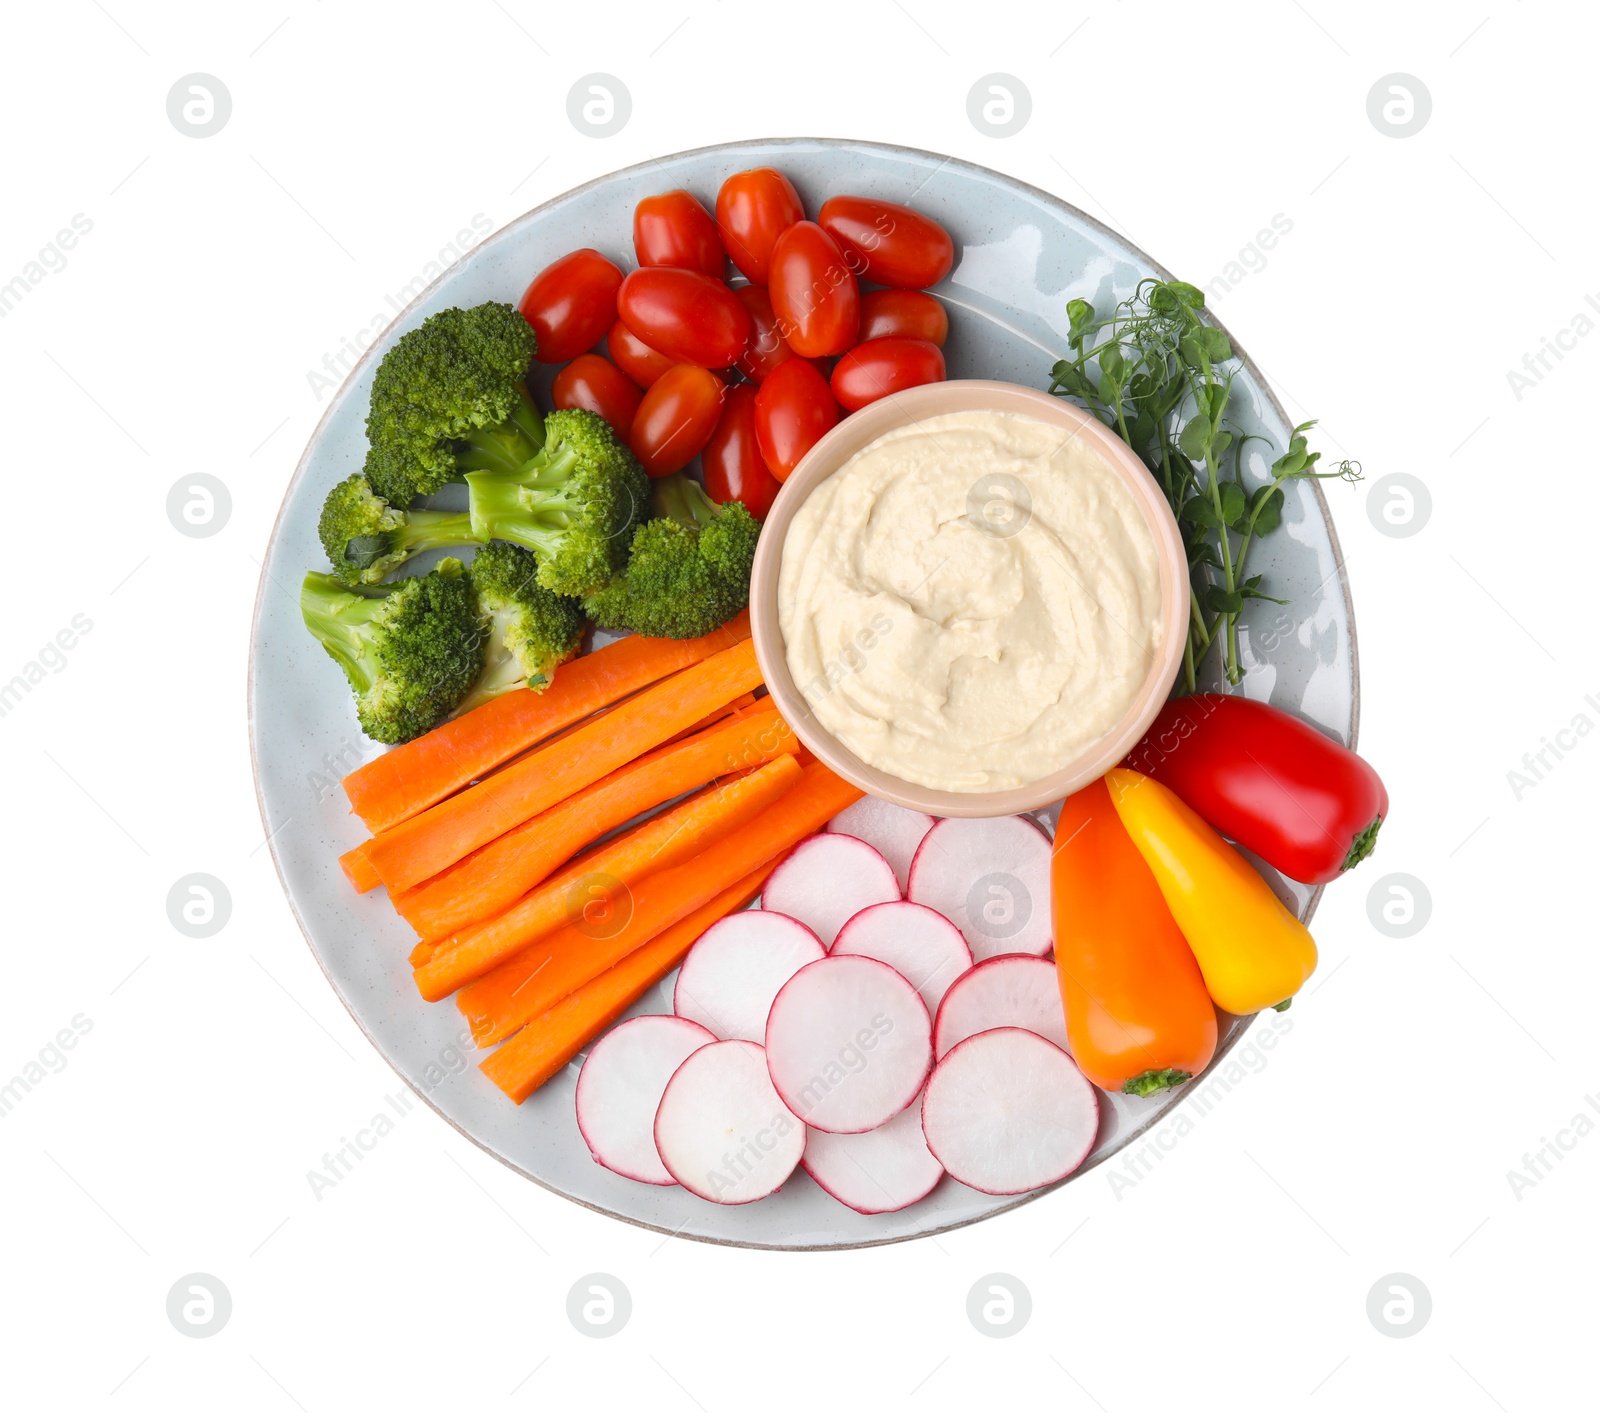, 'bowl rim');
749,380,1190,817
